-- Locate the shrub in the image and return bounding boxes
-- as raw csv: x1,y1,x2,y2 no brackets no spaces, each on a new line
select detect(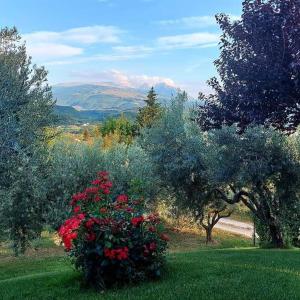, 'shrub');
58,171,169,290
46,140,158,229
